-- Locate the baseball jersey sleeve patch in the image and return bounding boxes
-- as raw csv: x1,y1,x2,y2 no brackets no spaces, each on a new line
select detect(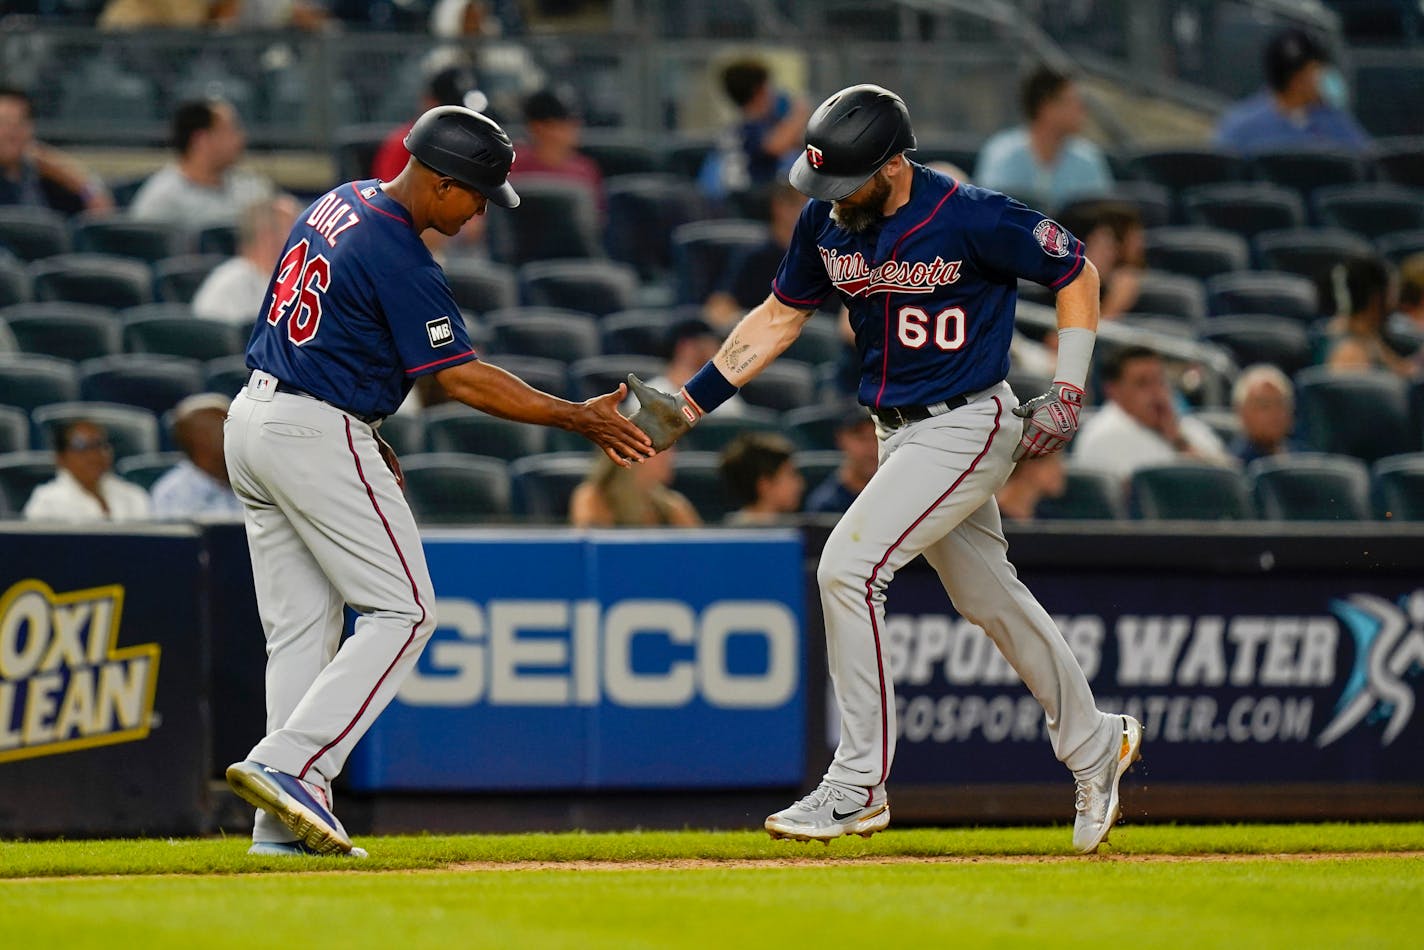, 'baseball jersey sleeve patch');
426,316,455,347
1033,219,1071,258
